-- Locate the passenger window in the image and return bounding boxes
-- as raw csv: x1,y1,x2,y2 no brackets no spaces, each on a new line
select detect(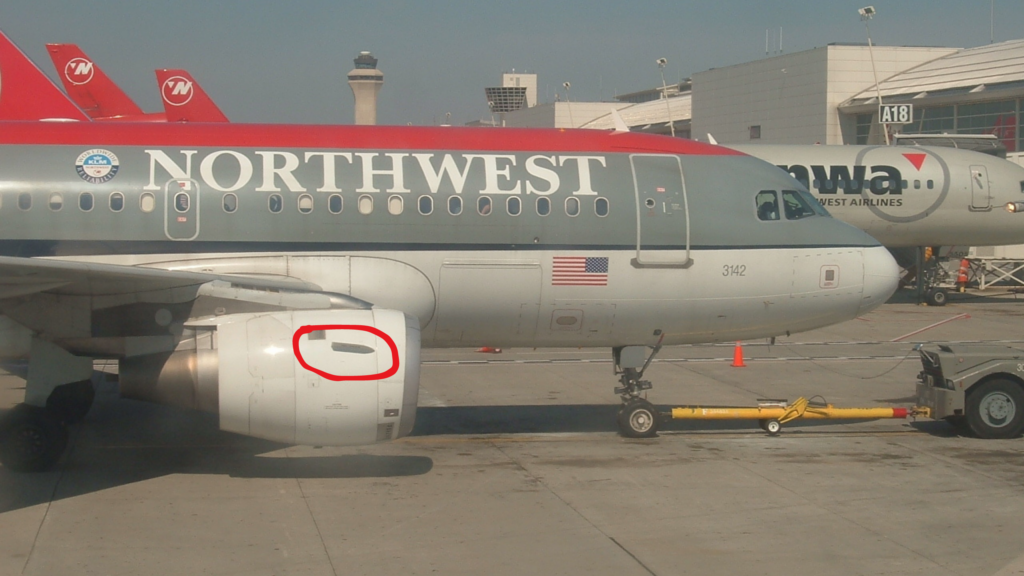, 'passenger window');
914,180,921,189
812,179,820,189
174,192,190,212
48,192,63,211
18,193,31,211
418,195,433,215
595,197,609,217
358,194,373,215
223,193,238,213
298,194,314,214
537,196,551,216
139,192,155,213
328,194,343,214
478,196,492,215
507,196,521,216
781,190,816,220
565,197,580,216
268,194,283,213
901,179,909,189
448,195,462,215
109,192,124,212
79,192,93,212
756,191,779,221
388,195,404,215
927,180,934,189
